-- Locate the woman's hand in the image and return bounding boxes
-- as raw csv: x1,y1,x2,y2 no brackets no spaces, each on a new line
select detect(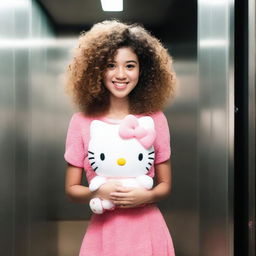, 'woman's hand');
109,186,153,208
93,179,122,201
